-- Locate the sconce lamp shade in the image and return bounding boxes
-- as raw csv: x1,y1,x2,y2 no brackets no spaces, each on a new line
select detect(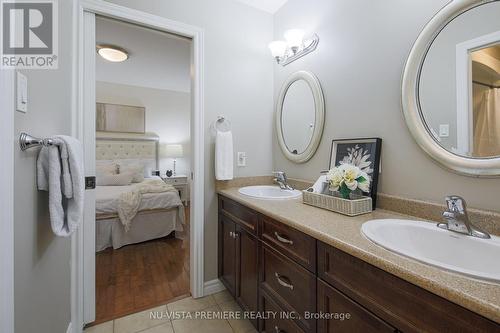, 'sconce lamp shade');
161,144,184,158
284,29,305,51
268,40,287,58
